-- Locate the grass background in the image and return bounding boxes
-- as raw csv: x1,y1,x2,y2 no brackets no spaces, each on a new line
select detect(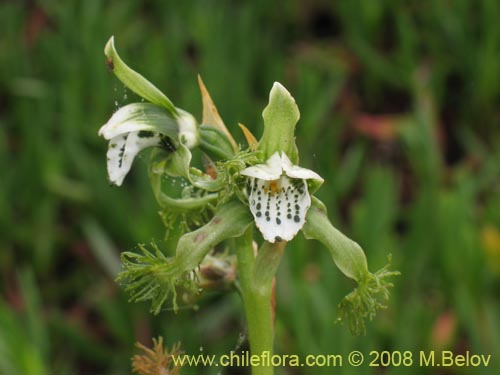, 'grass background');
1,0,500,374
